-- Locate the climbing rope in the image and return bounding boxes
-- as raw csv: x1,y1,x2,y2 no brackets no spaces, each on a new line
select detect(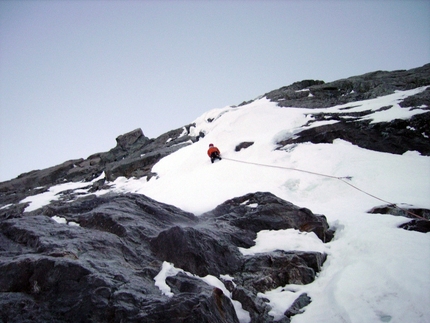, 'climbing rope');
222,157,351,180
222,157,427,221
